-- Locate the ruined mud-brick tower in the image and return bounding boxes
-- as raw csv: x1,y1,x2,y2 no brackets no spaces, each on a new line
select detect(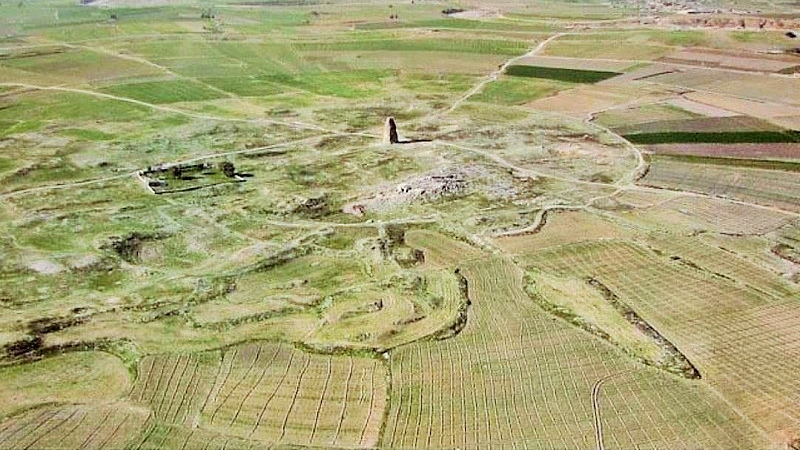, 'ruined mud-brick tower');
384,117,399,144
